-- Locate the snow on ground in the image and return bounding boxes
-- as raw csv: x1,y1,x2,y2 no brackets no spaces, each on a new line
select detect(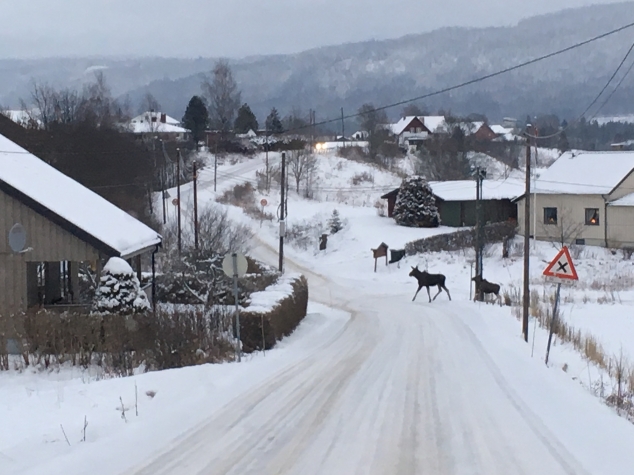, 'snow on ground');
5,151,634,473
0,303,350,475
